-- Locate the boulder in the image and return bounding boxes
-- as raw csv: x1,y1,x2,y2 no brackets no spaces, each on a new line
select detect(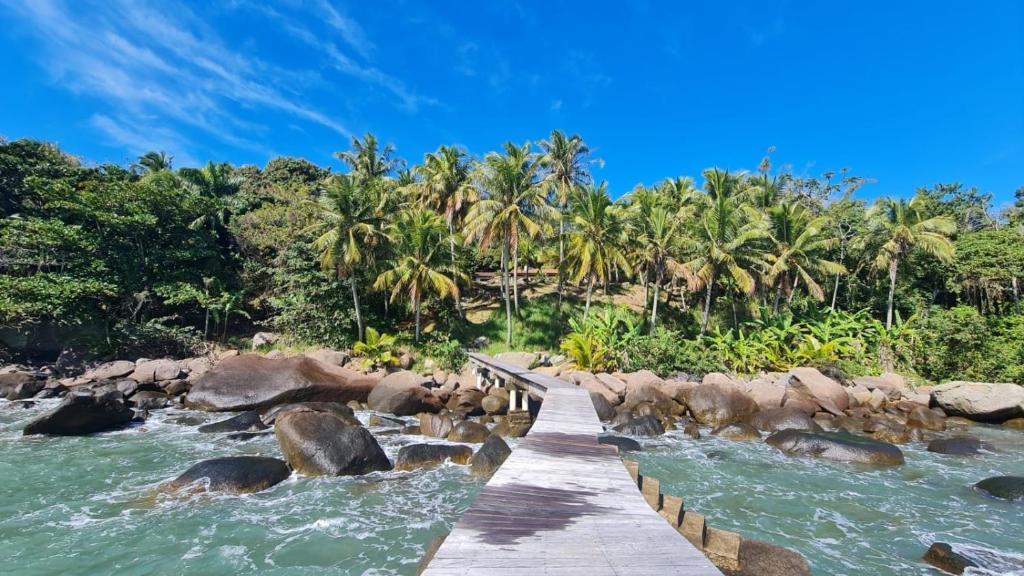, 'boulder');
930,381,1024,423
702,372,736,387
742,378,786,410
198,411,268,433
613,415,665,436
447,387,486,417
481,394,509,416
398,351,415,370
492,417,532,438
23,390,133,435
129,390,171,410
973,476,1024,501
780,389,821,416
448,421,491,443
394,443,473,471
589,391,615,421
907,406,946,431
1003,418,1024,430
304,349,350,367
595,373,627,398
927,436,984,456
661,381,696,405
182,357,214,380
262,402,360,426
578,377,621,406
251,332,280,349
863,417,913,444
746,407,821,433
130,359,183,383
622,370,665,390
161,379,190,396
0,371,42,400
682,422,701,439
494,351,538,369
419,413,454,438
469,434,512,477
685,384,758,426
922,543,977,575
187,355,380,412
853,375,907,401
735,539,812,576
165,456,290,494
711,422,761,441
765,429,905,466
83,360,136,381
786,367,848,414
623,382,678,416
275,411,392,476
364,371,441,416
598,435,642,452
